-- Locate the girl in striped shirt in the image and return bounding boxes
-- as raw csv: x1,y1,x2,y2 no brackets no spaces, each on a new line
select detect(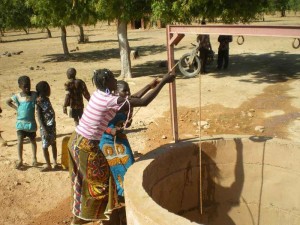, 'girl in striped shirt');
68,68,175,225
